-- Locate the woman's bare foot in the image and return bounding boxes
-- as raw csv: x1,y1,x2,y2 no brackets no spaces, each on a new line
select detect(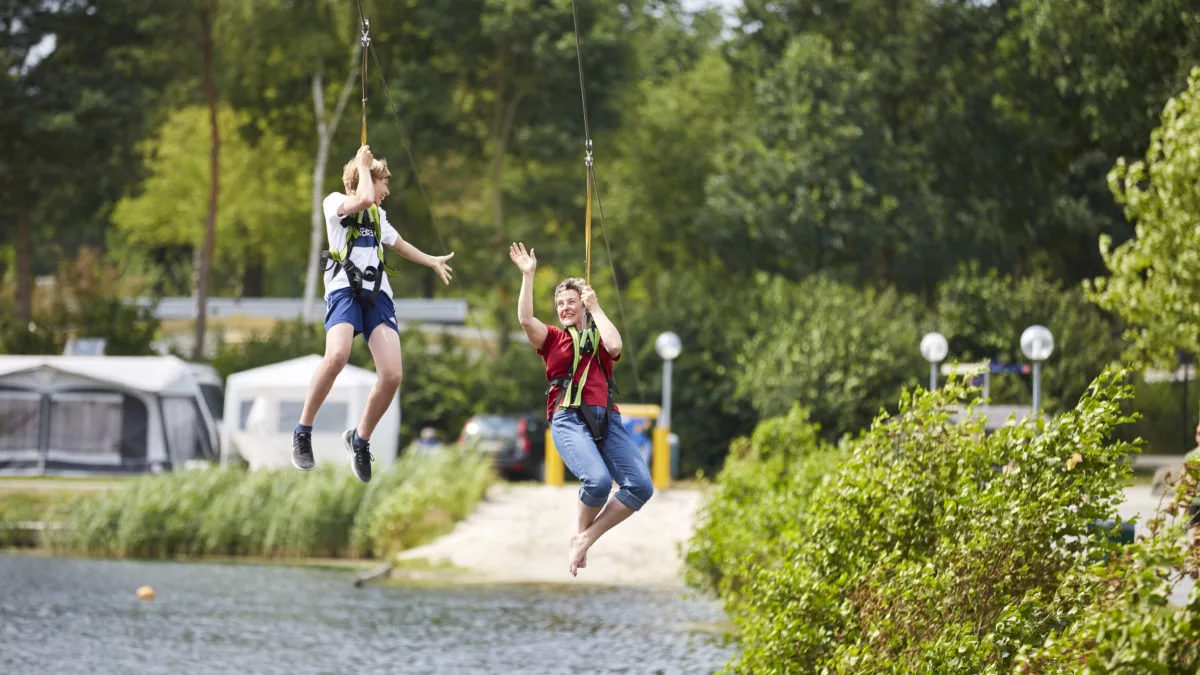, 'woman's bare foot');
569,533,593,577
